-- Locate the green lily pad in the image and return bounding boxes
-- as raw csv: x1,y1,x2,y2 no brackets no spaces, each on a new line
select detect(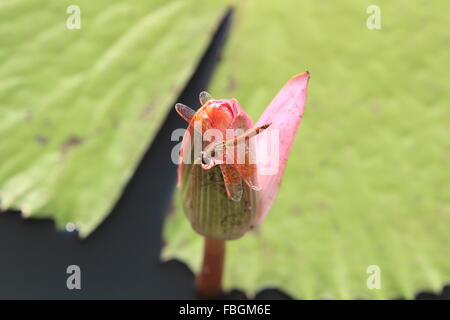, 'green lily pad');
163,0,450,299
0,0,227,237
